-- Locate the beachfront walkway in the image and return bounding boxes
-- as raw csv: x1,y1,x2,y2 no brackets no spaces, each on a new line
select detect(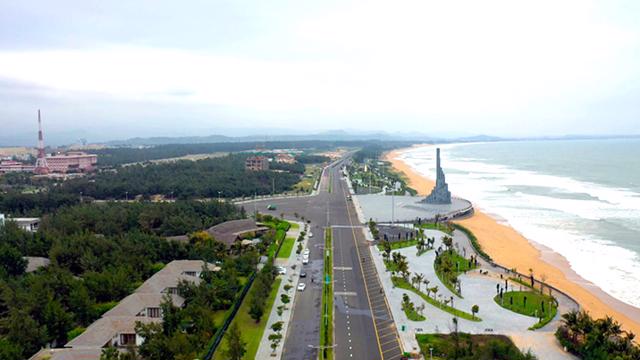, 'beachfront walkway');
370,228,579,360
